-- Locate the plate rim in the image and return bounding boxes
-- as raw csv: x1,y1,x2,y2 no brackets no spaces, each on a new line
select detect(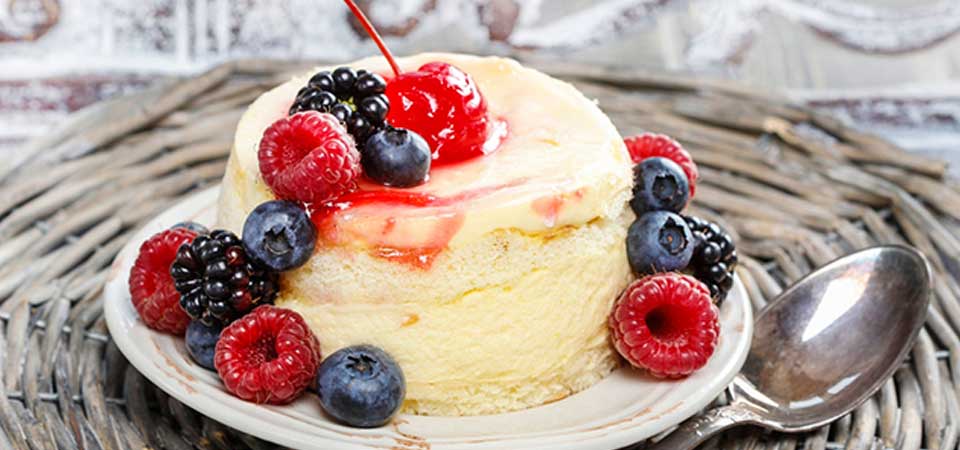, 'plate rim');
104,186,753,450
